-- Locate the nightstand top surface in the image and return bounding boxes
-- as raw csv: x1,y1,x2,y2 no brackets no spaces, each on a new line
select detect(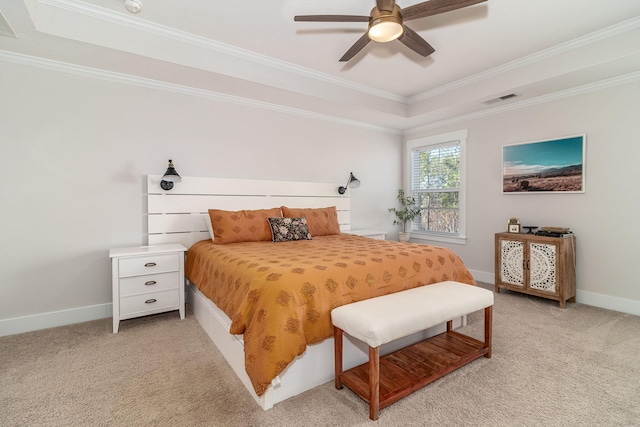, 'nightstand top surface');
109,243,186,258
349,229,387,236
